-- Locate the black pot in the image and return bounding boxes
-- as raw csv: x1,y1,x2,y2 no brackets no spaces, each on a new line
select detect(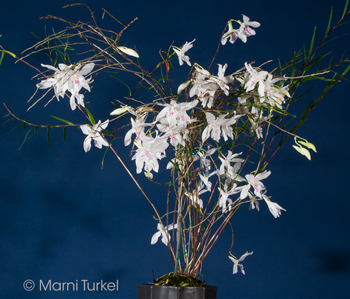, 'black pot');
138,284,217,299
